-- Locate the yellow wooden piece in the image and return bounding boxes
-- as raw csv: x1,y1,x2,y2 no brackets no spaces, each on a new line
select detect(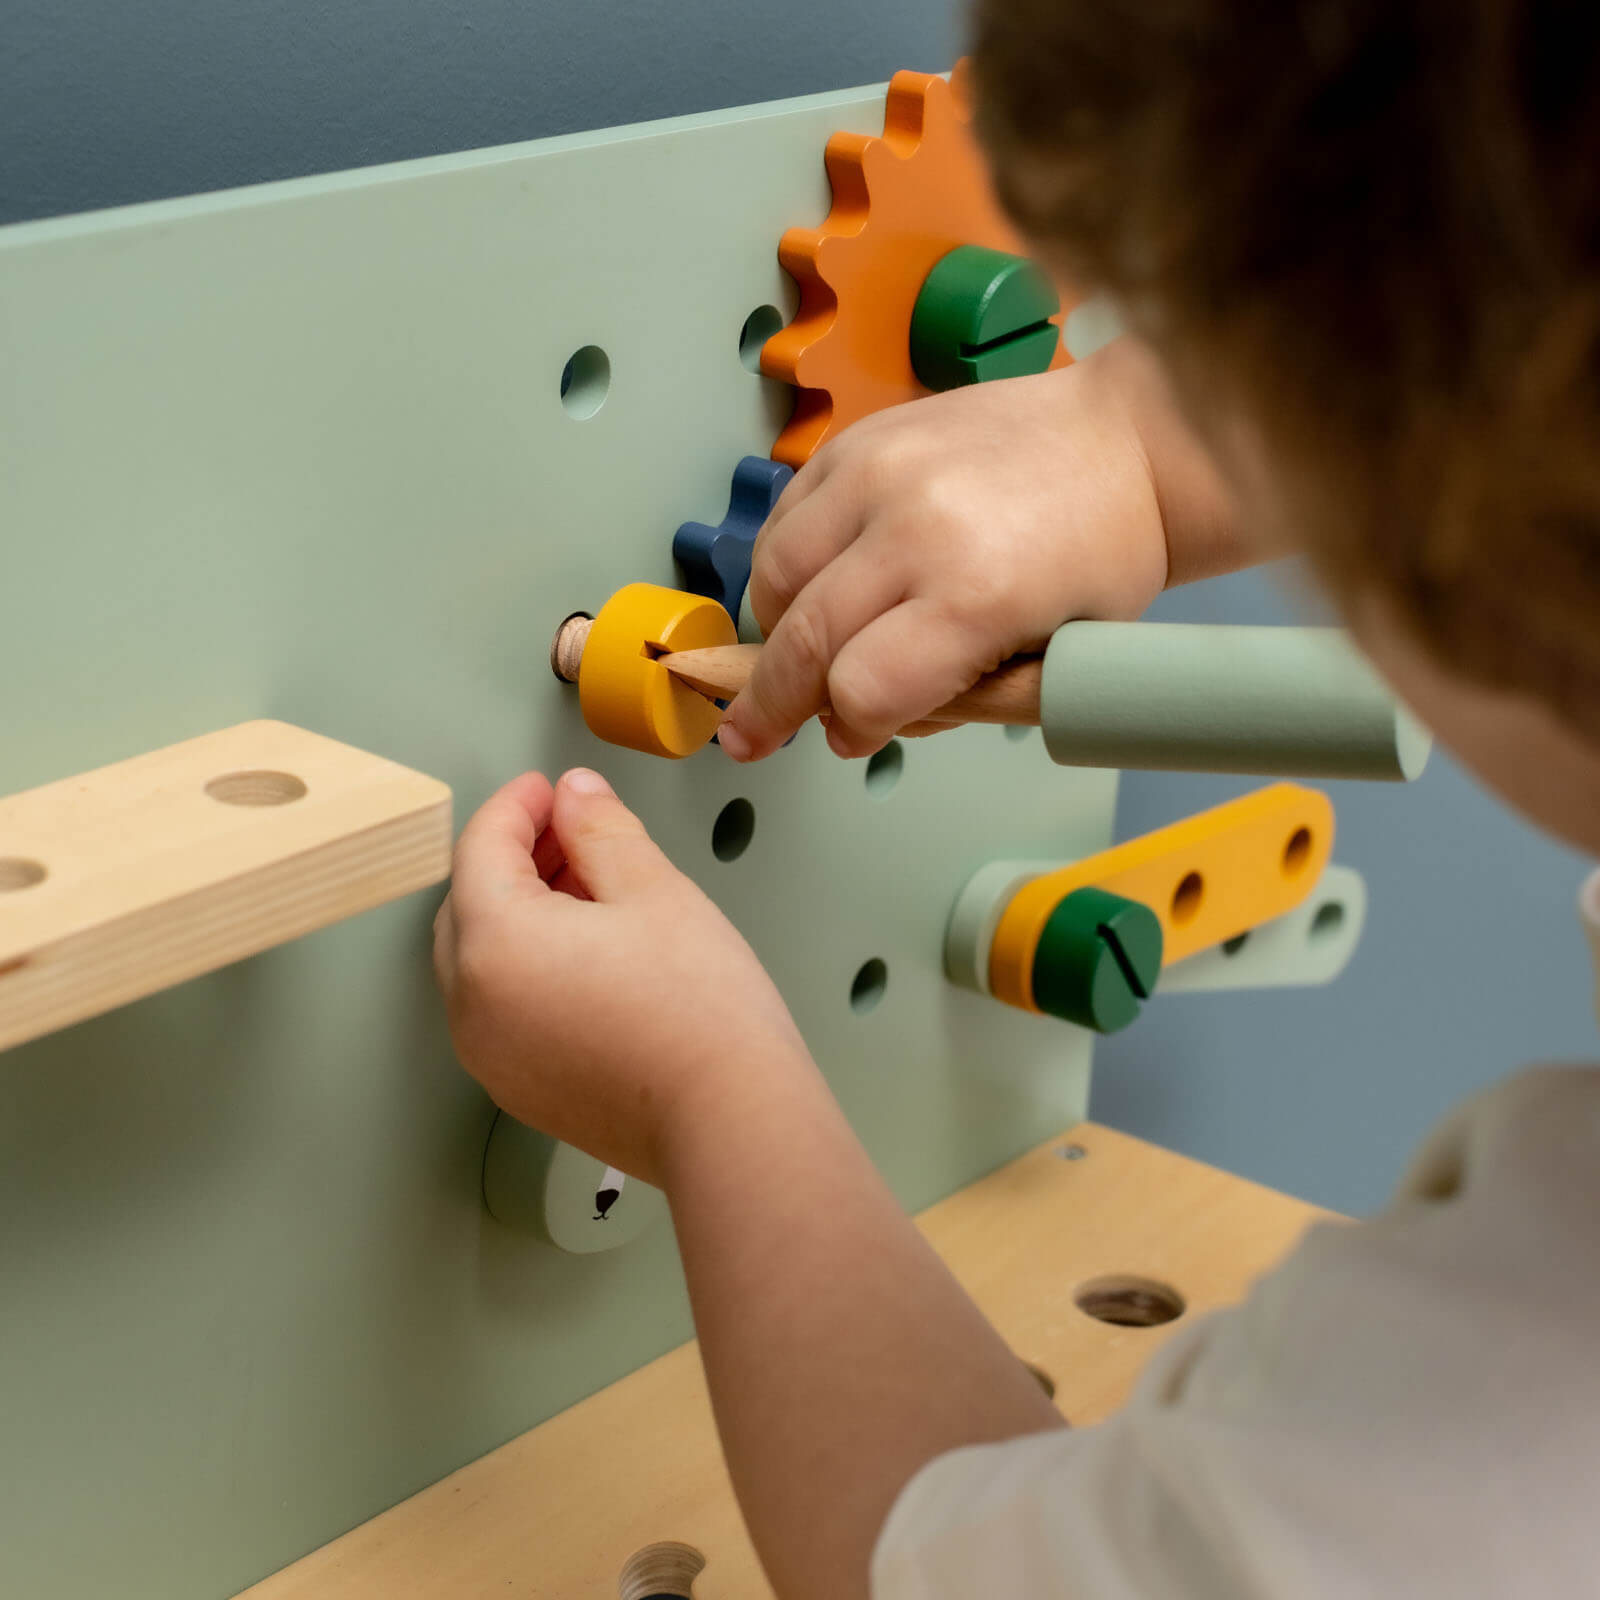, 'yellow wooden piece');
0,721,452,1053
237,1124,1331,1600
989,783,1334,1012
578,583,737,758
